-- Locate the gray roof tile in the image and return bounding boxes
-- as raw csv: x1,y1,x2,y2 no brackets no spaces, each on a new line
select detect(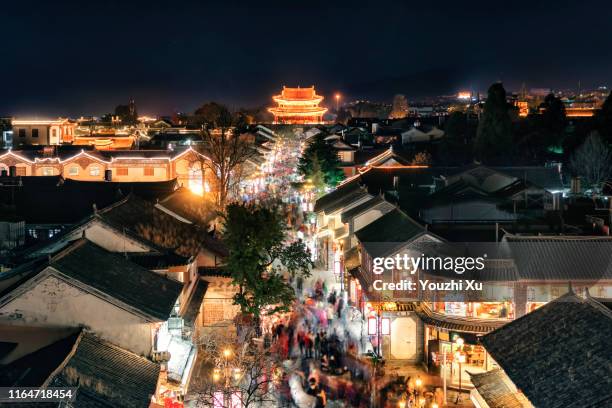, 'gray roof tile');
51,239,182,320
481,292,612,408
